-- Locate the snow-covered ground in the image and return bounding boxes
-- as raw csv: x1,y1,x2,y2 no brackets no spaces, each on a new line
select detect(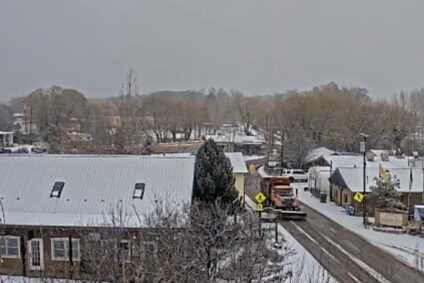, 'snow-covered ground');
297,187,424,272
245,196,337,282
